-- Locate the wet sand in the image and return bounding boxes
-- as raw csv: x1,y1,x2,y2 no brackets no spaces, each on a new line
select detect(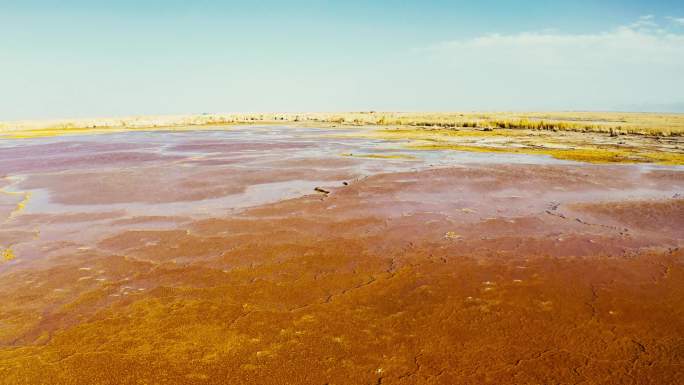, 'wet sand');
1,126,683,384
